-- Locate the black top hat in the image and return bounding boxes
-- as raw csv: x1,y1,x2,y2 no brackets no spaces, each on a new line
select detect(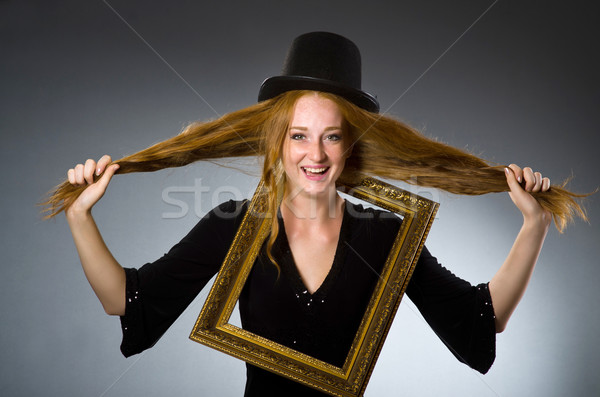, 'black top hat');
258,32,379,113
